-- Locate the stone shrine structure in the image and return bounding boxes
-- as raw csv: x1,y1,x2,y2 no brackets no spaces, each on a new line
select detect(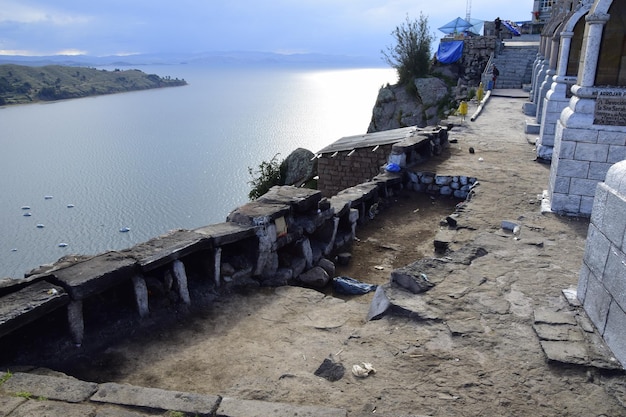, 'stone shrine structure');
526,0,626,368
527,0,626,216
578,160,626,367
